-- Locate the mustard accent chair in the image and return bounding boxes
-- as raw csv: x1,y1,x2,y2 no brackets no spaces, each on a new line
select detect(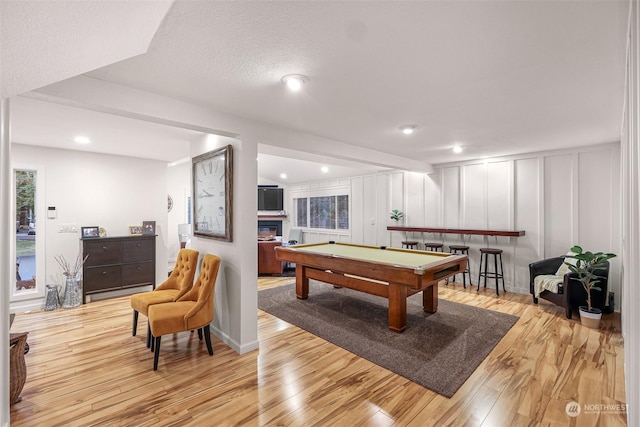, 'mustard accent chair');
130,248,199,347
148,253,221,370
